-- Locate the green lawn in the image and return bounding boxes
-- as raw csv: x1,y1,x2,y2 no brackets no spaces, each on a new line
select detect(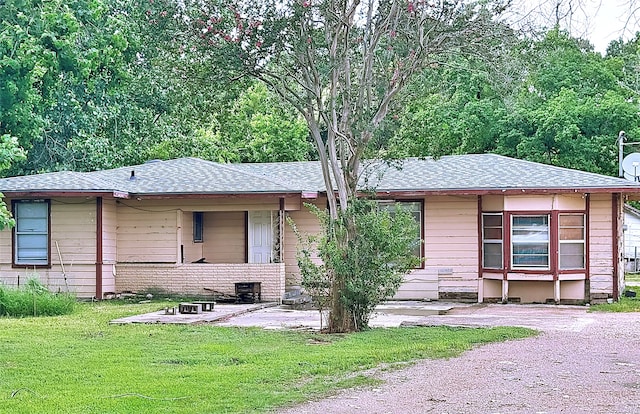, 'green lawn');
0,301,534,413
626,273,640,283
590,294,640,312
